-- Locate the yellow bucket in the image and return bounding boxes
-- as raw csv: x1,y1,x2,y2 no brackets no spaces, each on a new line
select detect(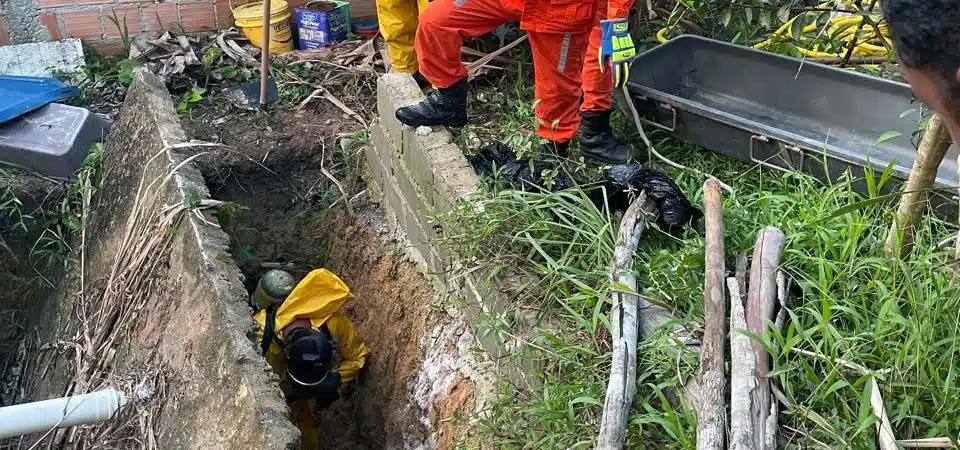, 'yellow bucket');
233,0,293,54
